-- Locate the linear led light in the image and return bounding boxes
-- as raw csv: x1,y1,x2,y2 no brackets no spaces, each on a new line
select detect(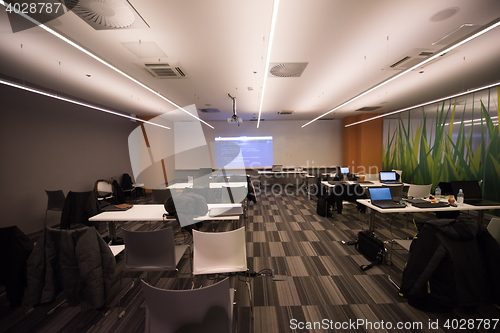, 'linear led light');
303,17,500,128
257,0,280,128
0,78,171,130
0,0,213,129
345,81,500,127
